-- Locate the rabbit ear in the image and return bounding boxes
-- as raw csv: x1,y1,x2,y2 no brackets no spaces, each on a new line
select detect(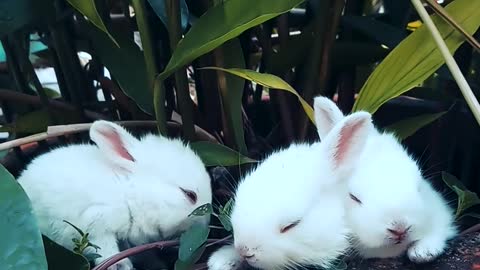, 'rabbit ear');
321,111,372,179
313,96,344,140
89,121,138,172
